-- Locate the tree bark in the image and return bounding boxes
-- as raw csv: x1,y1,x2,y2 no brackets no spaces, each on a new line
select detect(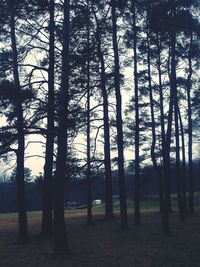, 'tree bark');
147,29,163,213
10,2,28,243
42,0,55,237
161,38,175,237
131,1,140,226
156,34,165,213
53,0,70,254
162,95,173,236
187,33,194,214
172,11,185,221
165,44,173,213
111,0,128,229
86,0,92,225
178,106,188,216
93,11,114,219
